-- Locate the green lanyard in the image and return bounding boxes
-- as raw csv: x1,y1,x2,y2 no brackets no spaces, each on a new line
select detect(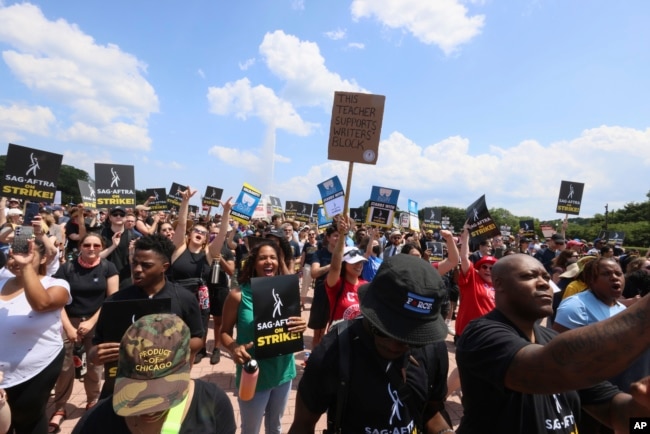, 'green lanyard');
160,391,190,434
